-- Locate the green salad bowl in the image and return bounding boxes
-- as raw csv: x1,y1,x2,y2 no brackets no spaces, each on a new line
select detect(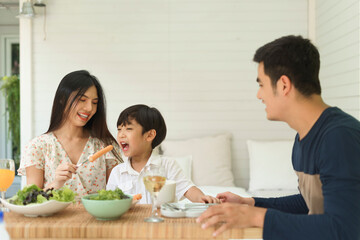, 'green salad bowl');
81,194,132,220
